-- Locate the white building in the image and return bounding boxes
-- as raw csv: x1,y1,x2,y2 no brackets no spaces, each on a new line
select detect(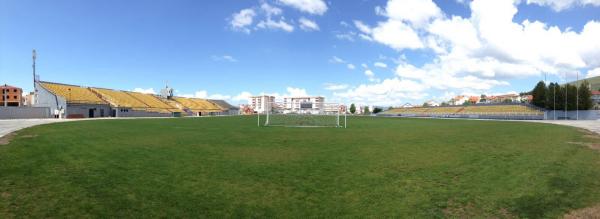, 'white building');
450,95,469,105
249,95,275,113
424,100,439,107
282,96,325,114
